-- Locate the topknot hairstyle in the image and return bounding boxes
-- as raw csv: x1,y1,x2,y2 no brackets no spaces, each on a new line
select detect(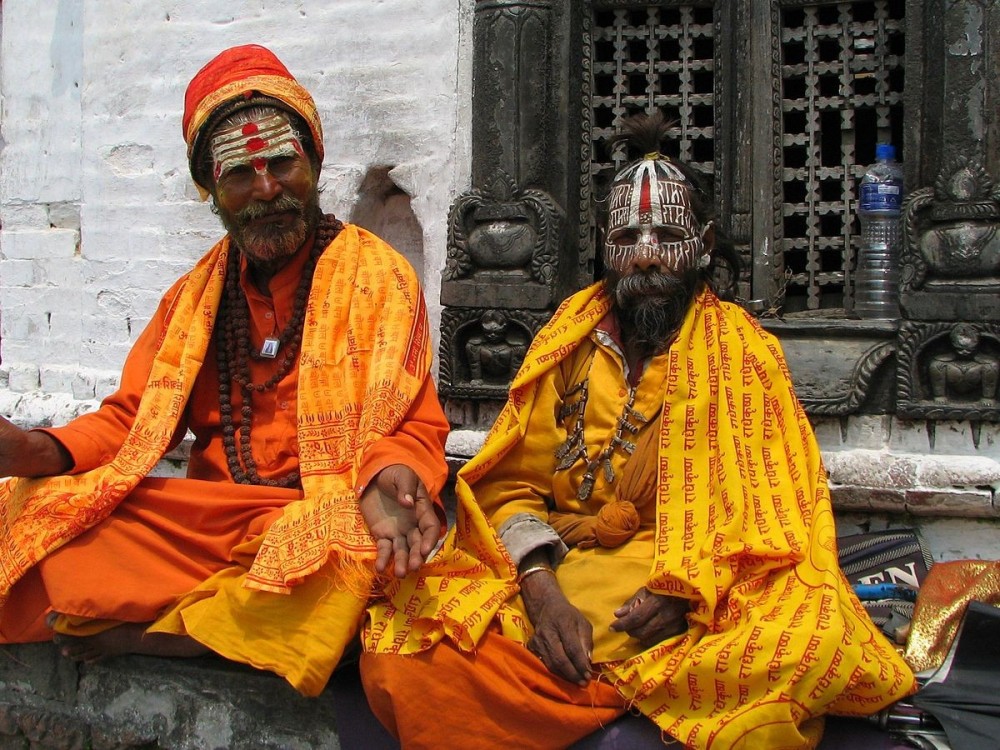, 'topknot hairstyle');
603,111,713,226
